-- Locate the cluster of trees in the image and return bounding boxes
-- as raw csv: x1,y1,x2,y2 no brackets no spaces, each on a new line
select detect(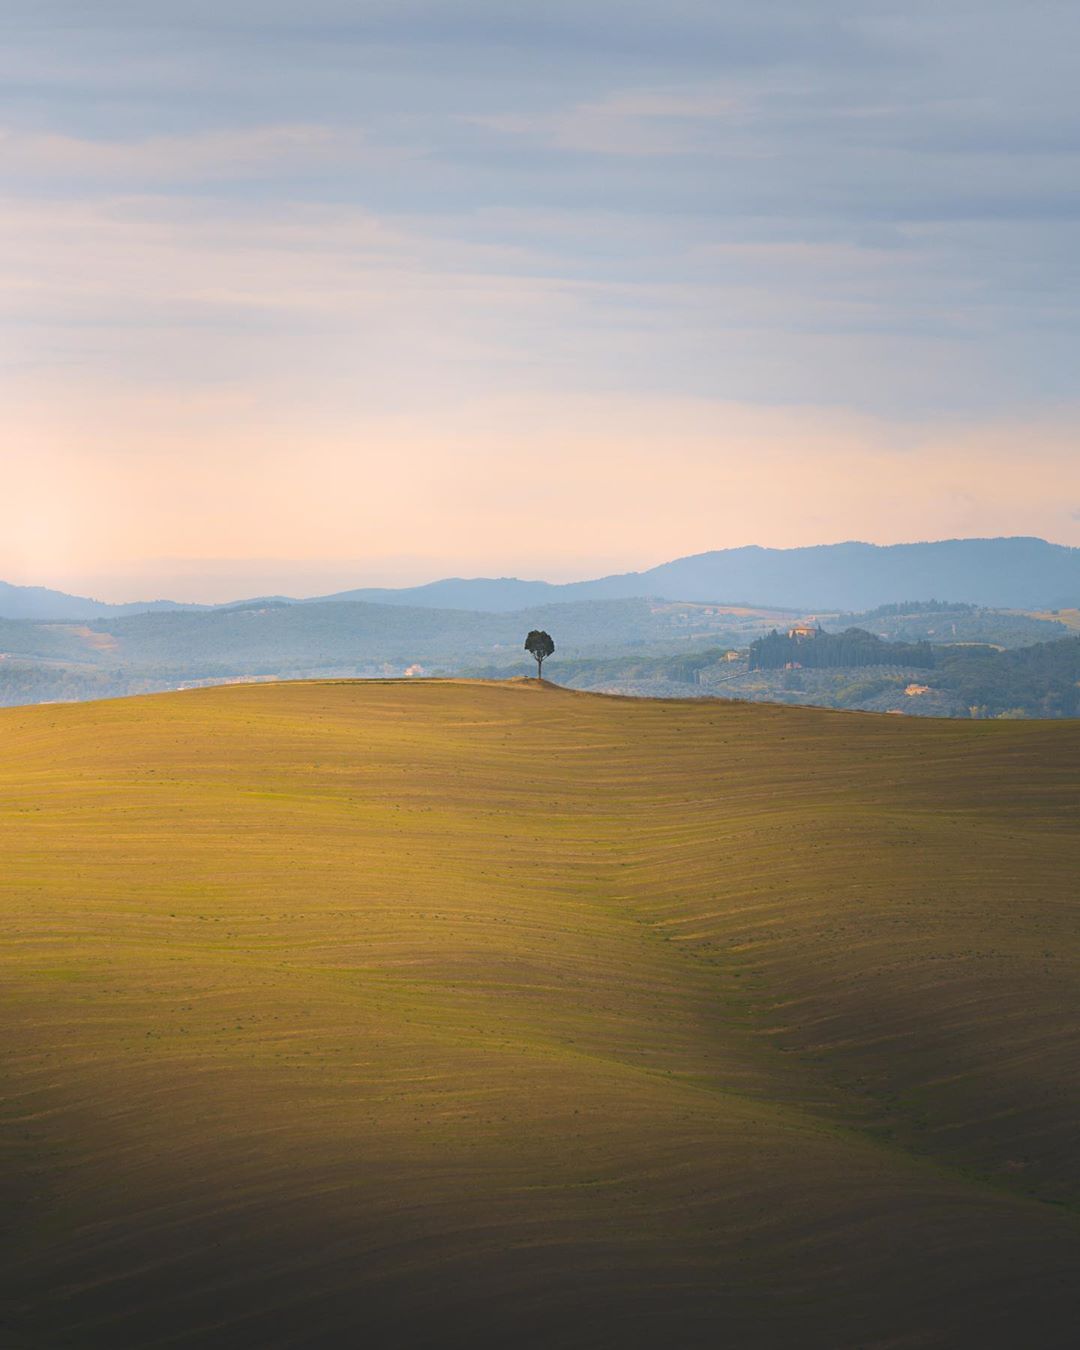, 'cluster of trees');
936,637,1080,718
832,602,1065,648
0,661,163,707
749,627,935,671
747,629,1080,717
847,600,975,621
